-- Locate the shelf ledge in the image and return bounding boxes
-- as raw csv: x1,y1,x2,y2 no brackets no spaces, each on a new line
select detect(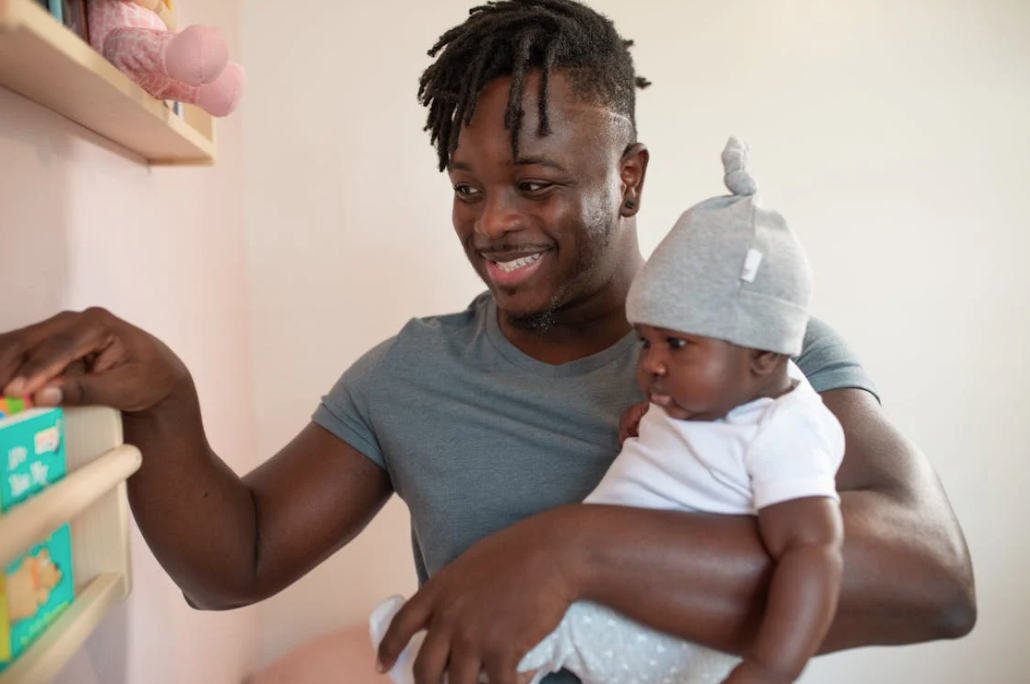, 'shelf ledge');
0,0,215,164
0,573,125,684
0,445,142,568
